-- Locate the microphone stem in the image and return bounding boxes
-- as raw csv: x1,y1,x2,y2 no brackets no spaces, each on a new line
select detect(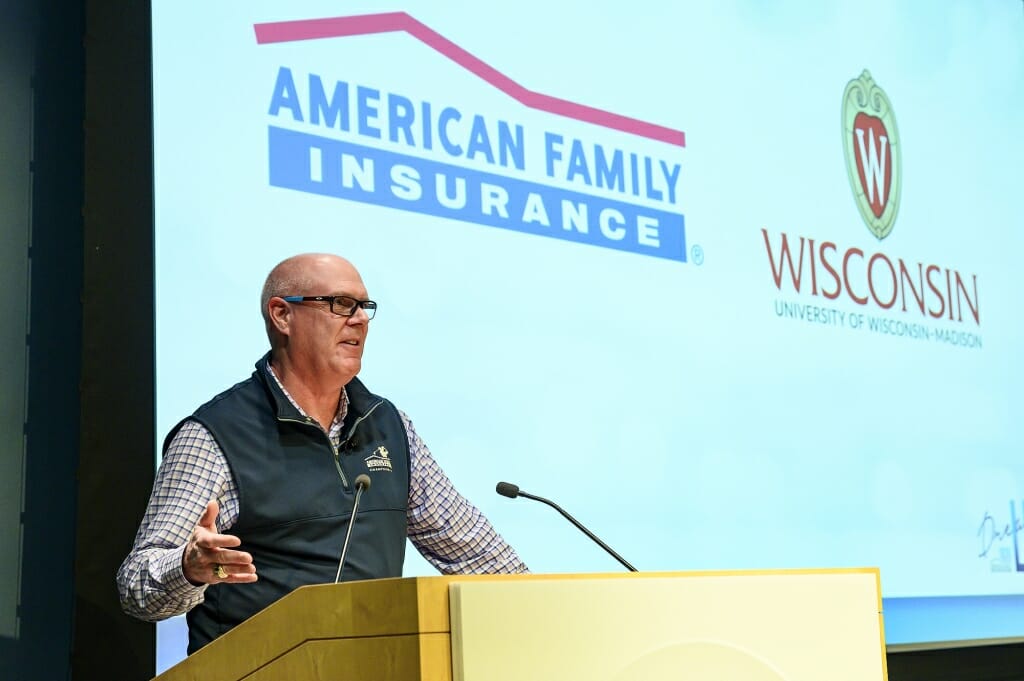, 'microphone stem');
518,491,638,572
335,484,366,583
